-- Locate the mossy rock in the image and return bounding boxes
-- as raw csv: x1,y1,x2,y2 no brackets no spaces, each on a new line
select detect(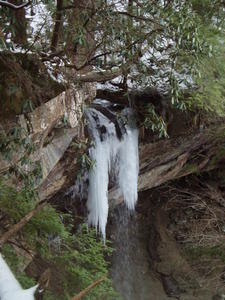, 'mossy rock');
0,52,64,118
